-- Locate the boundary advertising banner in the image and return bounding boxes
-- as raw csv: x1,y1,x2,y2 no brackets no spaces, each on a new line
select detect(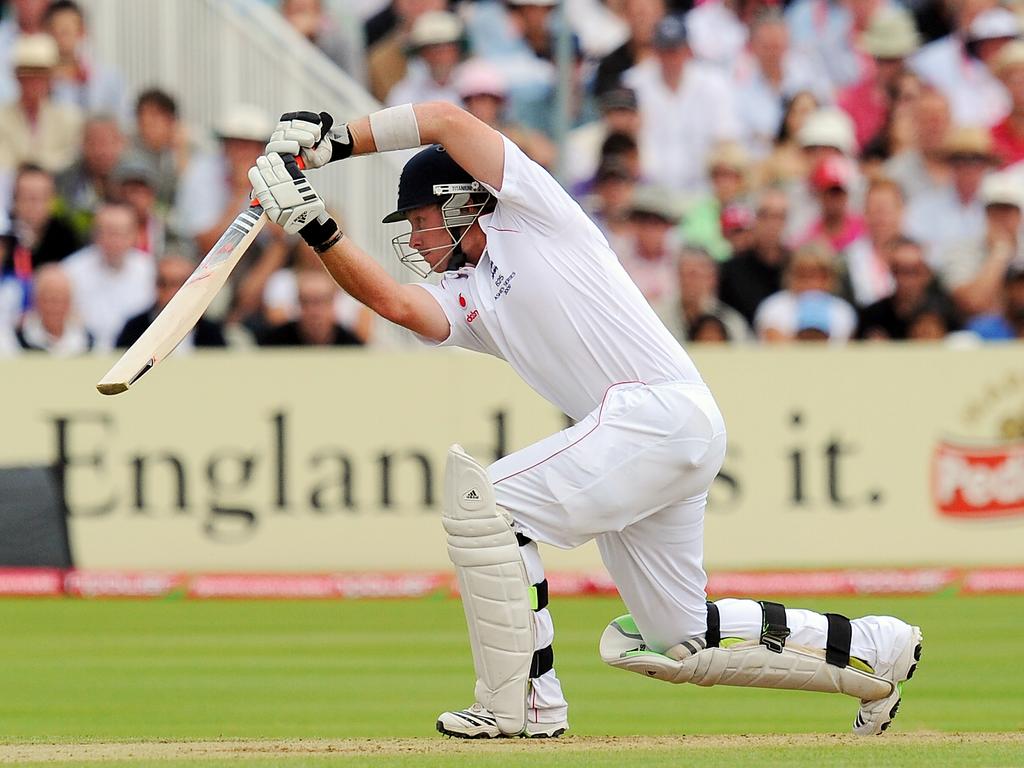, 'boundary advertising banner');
1,346,1022,571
